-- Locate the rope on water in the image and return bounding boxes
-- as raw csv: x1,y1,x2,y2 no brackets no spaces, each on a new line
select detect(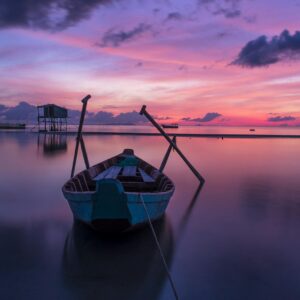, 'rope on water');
138,193,179,300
